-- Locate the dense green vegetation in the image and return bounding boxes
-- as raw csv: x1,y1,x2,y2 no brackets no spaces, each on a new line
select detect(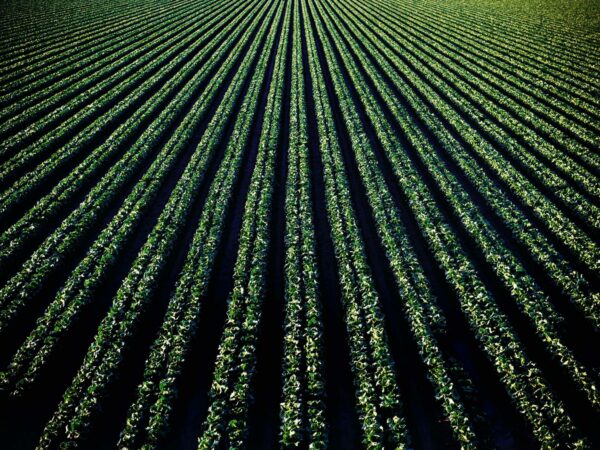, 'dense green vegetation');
0,0,598,448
